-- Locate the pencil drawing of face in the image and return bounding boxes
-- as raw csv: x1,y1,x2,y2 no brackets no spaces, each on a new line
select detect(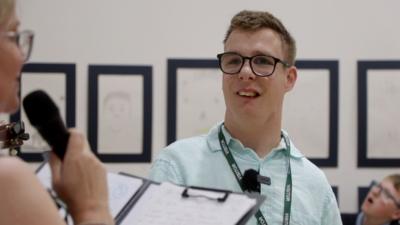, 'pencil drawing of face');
102,91,133,133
